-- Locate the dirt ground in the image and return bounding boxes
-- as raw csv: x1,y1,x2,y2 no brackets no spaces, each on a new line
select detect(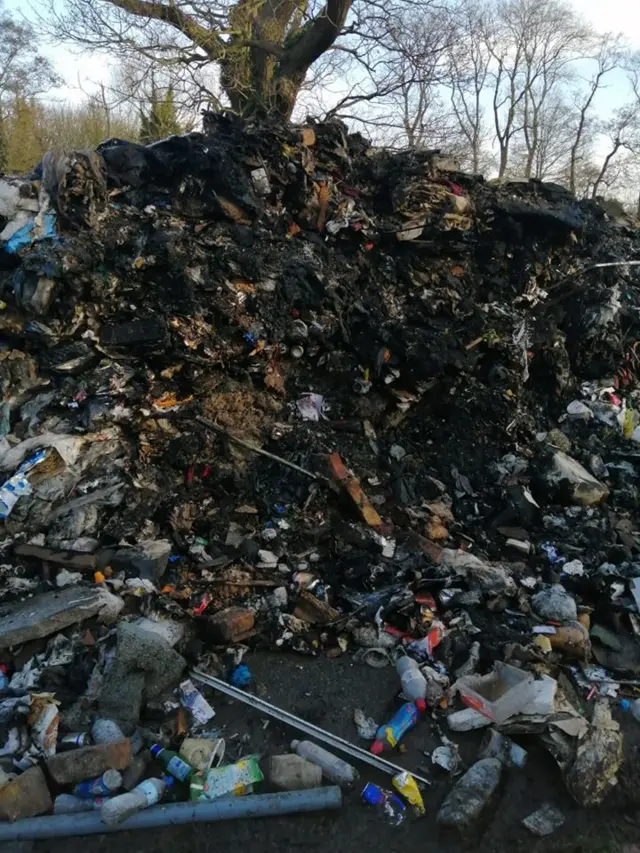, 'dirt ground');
30,651,640,853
